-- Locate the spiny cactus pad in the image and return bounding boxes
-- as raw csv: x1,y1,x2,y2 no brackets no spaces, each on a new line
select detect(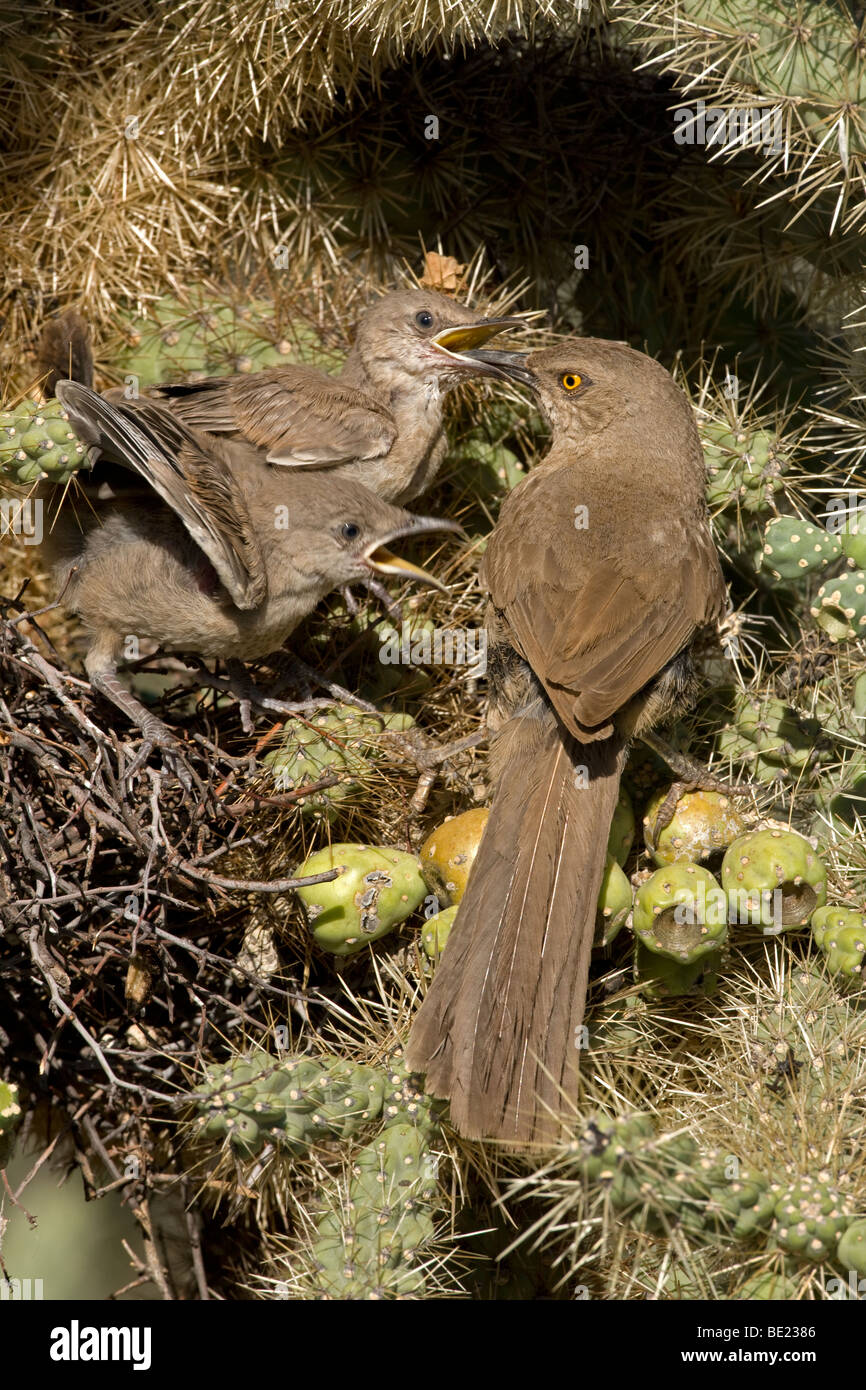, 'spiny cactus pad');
294,842,427,955
761,516,841,581
262,704,414,820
